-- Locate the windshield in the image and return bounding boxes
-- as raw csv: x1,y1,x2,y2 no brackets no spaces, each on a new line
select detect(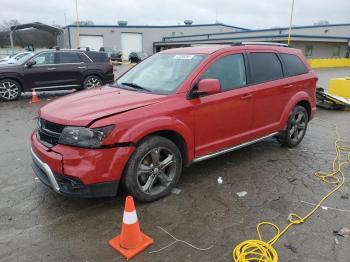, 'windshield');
14,53,35,65
115,53,205,94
